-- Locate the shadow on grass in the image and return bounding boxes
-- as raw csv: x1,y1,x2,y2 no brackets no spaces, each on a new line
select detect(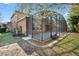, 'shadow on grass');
50,33,71,49
49,33,79,56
